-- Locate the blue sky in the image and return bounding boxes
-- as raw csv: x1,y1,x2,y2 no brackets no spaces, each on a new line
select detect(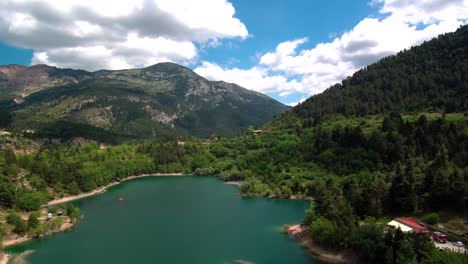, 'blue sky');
0,0,467,105
202,0,374,68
